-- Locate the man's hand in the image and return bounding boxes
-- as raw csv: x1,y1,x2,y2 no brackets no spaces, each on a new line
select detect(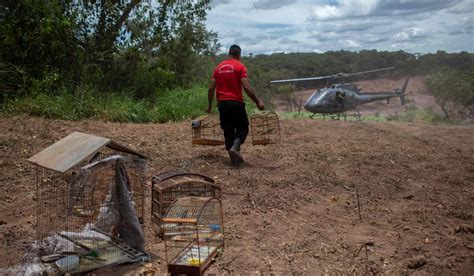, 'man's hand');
257,100,265,111
207,105,212,114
